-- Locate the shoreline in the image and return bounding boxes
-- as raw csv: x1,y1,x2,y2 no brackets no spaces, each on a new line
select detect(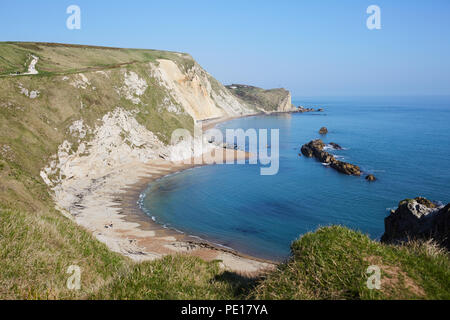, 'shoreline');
117,158,277,266
126,109,322,266
59,113,283,274
54,110,308,274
